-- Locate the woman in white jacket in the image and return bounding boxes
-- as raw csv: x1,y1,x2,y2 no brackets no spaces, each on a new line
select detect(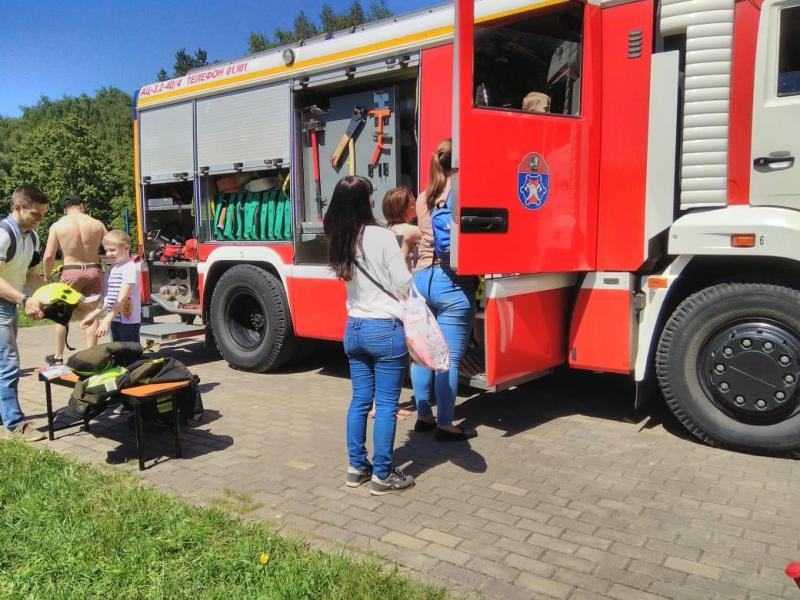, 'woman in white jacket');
323,176,414,496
